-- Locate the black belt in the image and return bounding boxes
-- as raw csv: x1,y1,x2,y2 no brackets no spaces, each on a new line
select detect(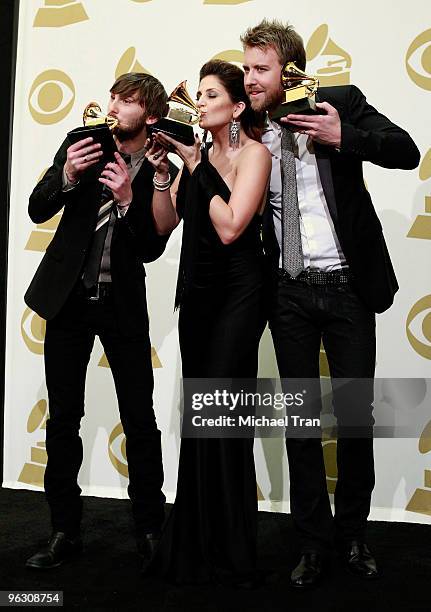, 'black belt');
278,268,352,285
76,281,113,302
